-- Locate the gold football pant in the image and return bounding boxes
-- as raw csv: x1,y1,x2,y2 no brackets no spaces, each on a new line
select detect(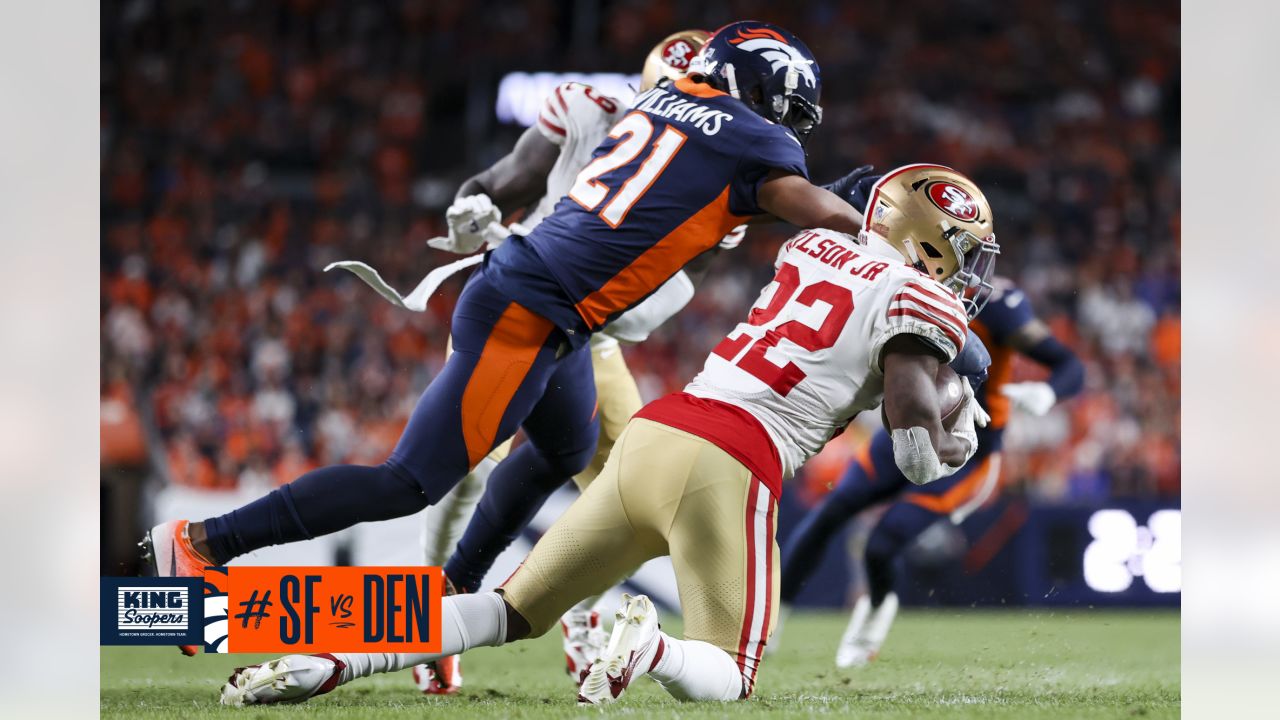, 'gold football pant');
501,418,780,694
